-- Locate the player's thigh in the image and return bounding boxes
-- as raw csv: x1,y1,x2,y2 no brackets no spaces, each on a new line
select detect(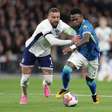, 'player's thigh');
41,69,53,75
21,66,33,74
67,51,88,70
20,48,36,66
66,61,76,69
87,58,99,79
20,48,36,74
37,55,54,71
